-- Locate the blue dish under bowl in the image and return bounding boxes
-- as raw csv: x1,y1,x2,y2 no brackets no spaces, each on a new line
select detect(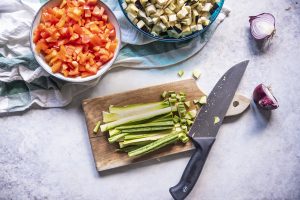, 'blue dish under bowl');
118,0,225,42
